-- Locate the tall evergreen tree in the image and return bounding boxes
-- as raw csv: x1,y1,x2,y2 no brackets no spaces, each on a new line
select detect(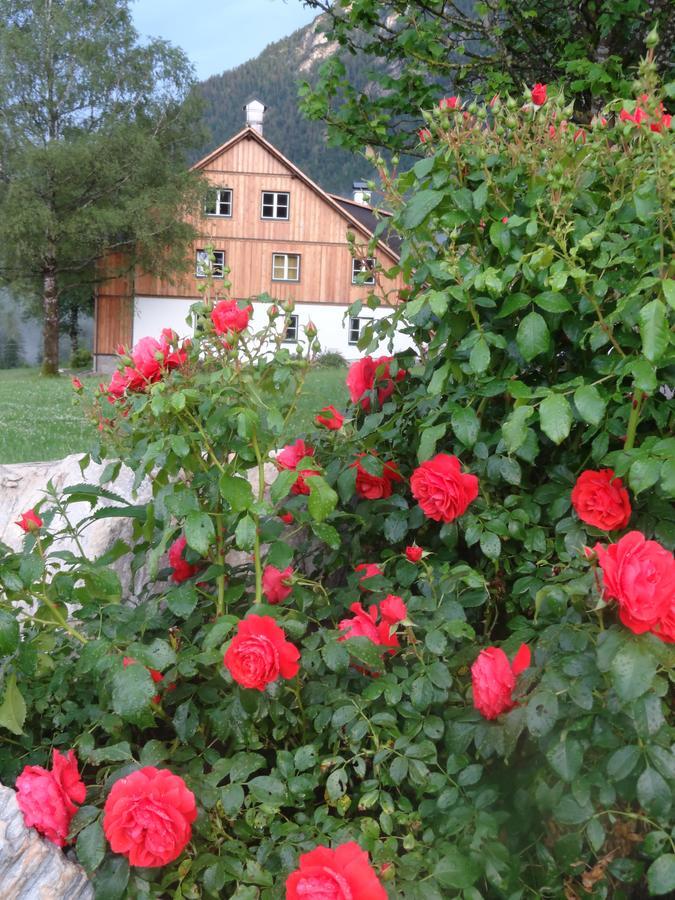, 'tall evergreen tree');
0,0,205,374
